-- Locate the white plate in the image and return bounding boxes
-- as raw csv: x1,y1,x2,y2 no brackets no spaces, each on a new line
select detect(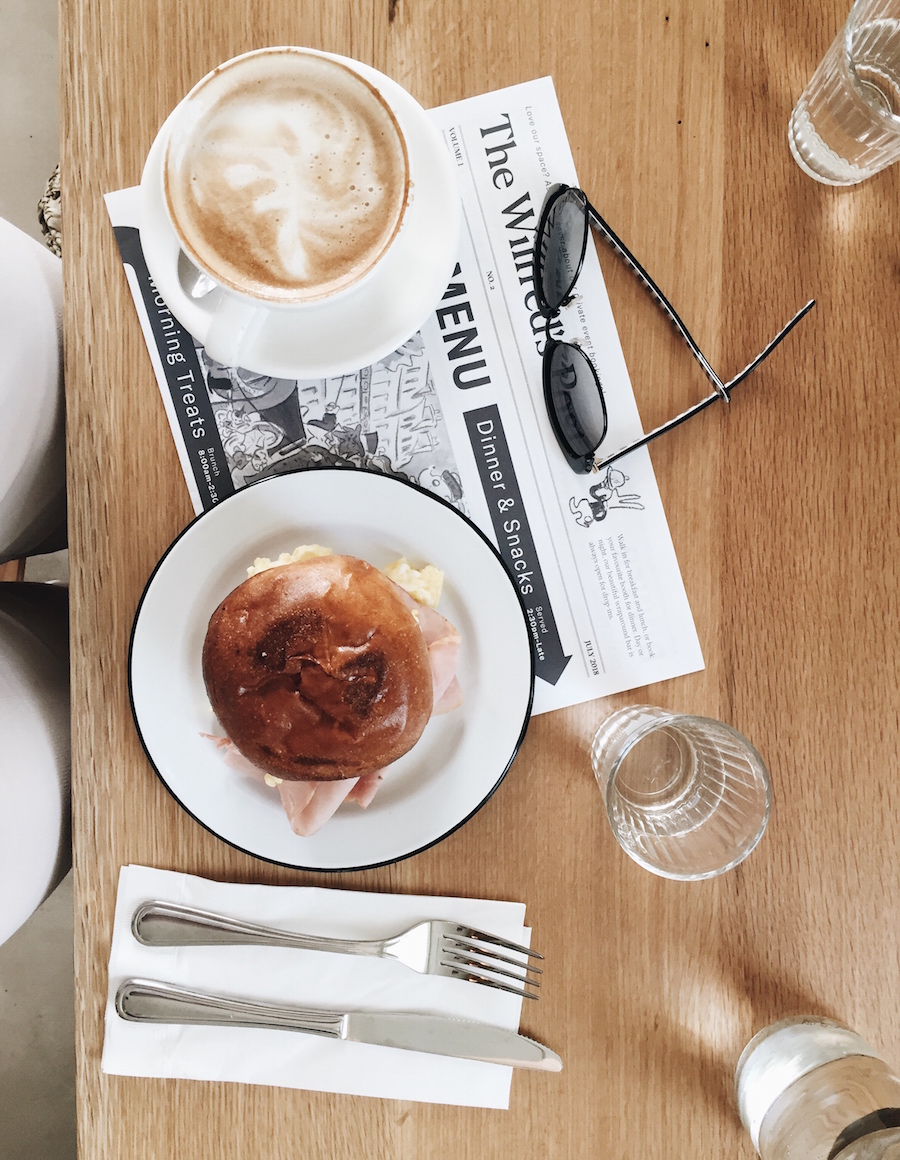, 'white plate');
138,53,462,379
129,469,534,870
